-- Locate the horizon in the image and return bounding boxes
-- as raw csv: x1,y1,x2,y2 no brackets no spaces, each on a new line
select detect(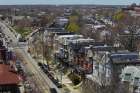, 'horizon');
0,0,139,5
0,4,130,6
